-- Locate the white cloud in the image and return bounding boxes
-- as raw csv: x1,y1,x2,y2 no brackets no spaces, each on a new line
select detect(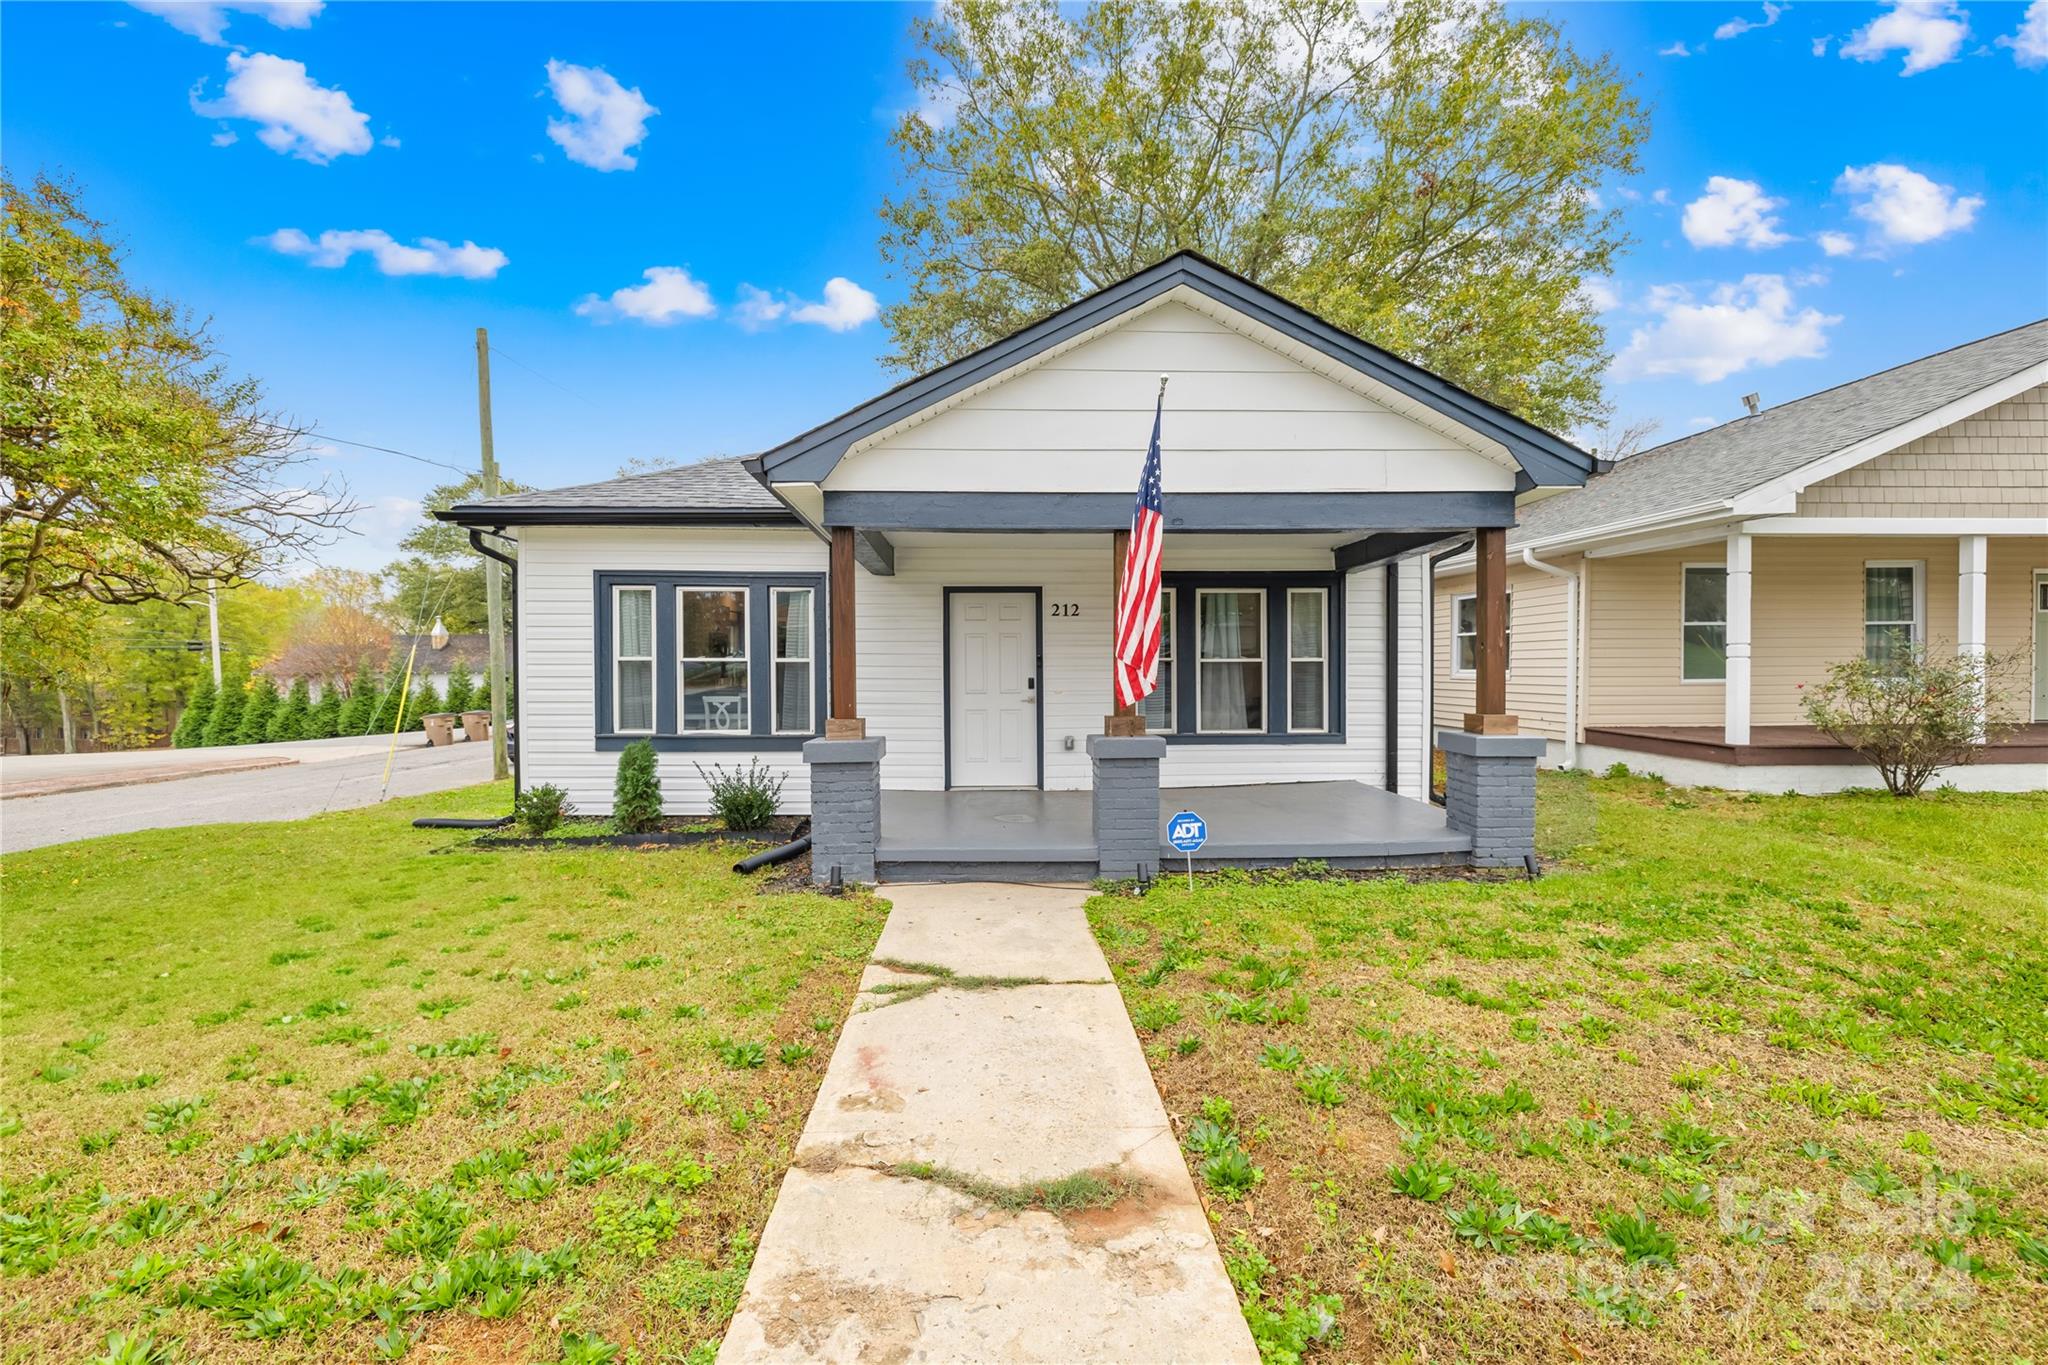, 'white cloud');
910,80,965,129
575,266,716,325
1999,0,2048,65
262,228,507,279
1651,187,1673,207
1841,1,1970,74
1612,274,1841,383
1816,230,1858,256
731,285,788,332
1659,40,1692,57
1811,34,1832,55
1687,416,1719,430
544,61,657,171
1576,276,1621,313
1714,2,1783,41
191,51,371,163
1681,176,1791,249
210,130,238,147
788,277,881,332
1835,163,1982,245
130,0,320,45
